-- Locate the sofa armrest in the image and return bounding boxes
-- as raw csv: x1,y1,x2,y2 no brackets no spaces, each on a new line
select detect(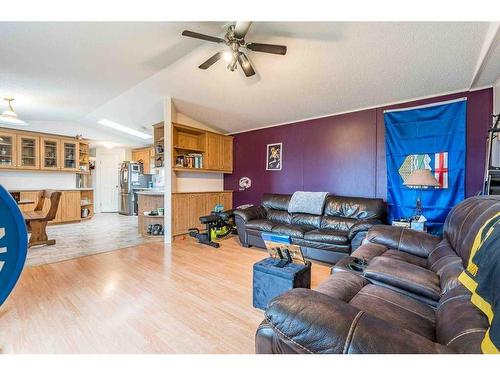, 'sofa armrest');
260,288,451,354
233,206,267,223
364,224,441,258
348,219,381,241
